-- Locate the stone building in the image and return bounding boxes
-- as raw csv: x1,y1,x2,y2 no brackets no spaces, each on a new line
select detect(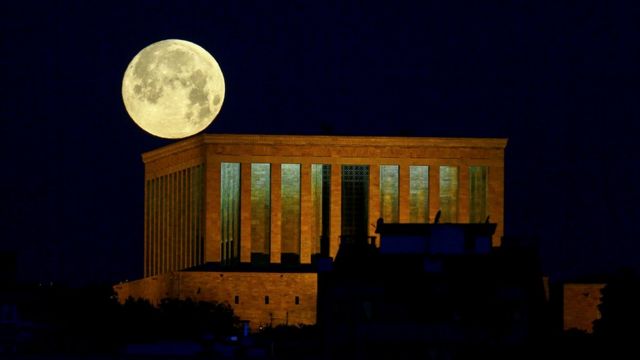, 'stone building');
563,283,605,333
114,134,507,329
